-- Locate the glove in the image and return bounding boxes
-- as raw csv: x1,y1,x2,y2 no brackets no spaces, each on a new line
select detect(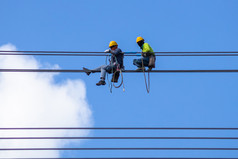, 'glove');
142,53,146,56
104,49,110,53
